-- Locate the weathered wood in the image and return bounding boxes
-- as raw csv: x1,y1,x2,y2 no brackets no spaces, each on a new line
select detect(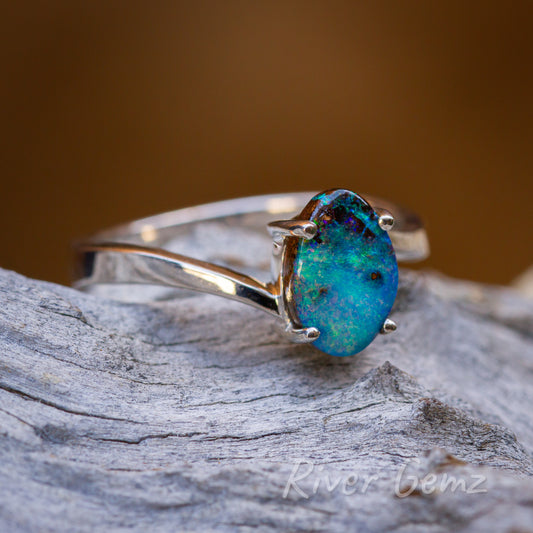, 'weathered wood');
0,248,532,531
